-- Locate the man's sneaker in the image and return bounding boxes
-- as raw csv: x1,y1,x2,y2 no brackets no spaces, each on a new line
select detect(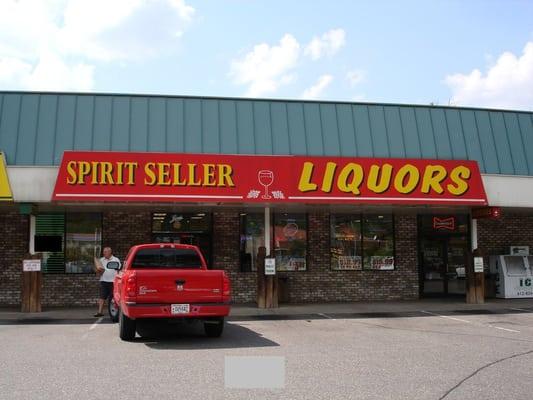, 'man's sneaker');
93,313,104,317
